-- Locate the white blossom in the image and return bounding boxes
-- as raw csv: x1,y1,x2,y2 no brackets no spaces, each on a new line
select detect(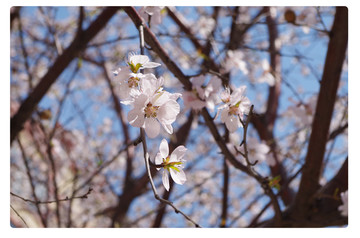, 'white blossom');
183,75,222,112
115,53,161,100
224,50,248,75
155,139,187,191
196,16,215,38
338,190,348,217
139,6,164,25
258,59,275,86
126,74,181,138
219,86,251,133
238,137,270,164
